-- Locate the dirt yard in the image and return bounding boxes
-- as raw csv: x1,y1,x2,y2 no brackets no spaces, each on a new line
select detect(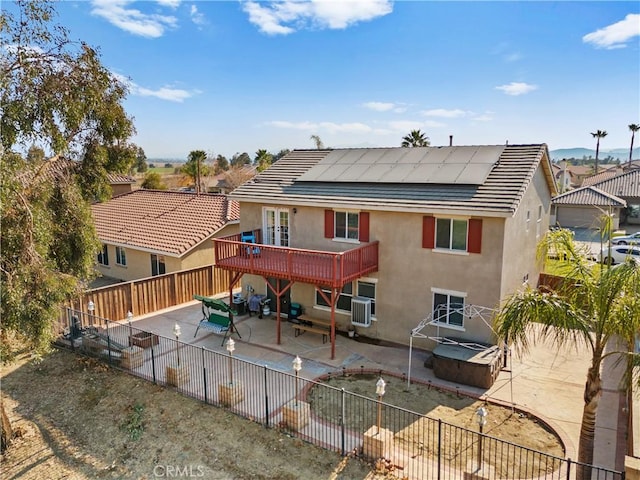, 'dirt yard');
1,349,564,479
308,373,565,478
